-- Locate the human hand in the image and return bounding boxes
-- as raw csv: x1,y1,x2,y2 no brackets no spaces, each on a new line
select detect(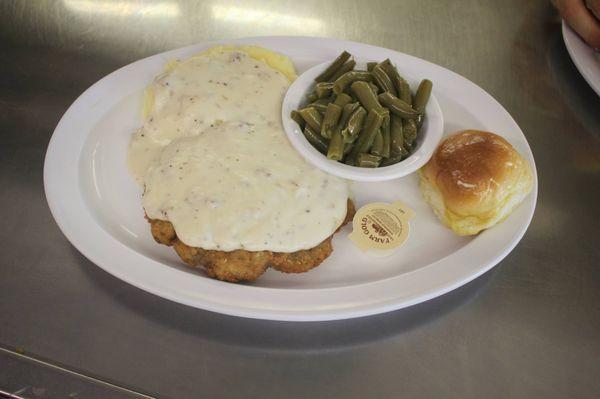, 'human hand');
554,0,600,49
